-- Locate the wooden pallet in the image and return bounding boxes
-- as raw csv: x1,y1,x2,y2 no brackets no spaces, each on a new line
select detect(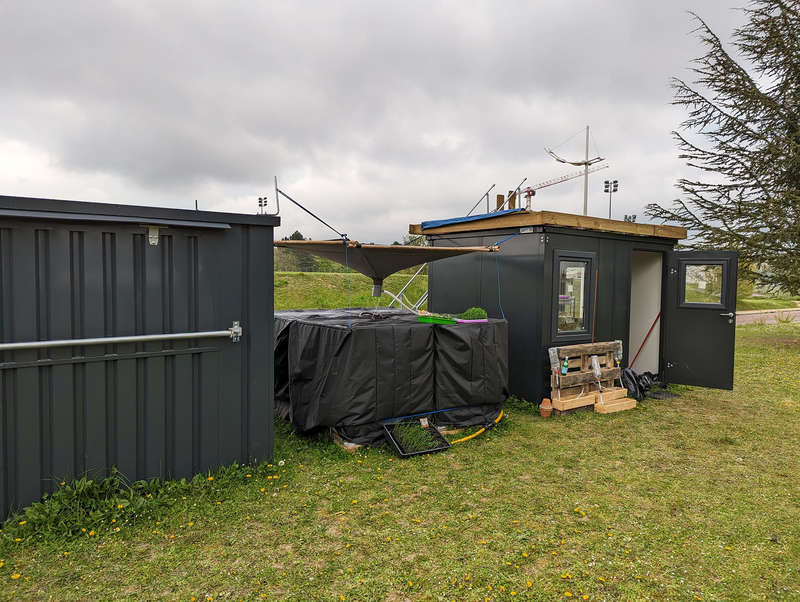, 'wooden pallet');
595,395,637,414
548,342,637,415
